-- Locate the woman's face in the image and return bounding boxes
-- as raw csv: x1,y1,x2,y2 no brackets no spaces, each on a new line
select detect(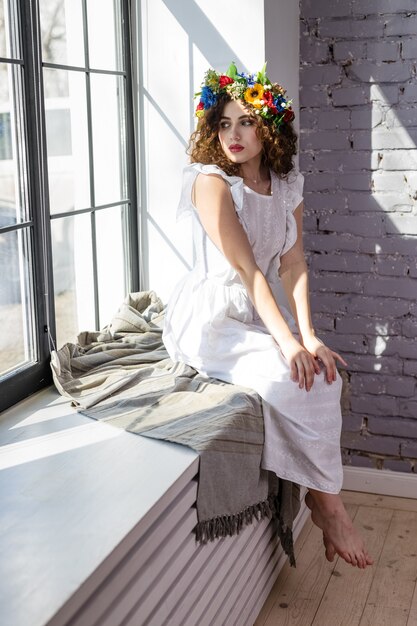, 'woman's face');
217,99,263,164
